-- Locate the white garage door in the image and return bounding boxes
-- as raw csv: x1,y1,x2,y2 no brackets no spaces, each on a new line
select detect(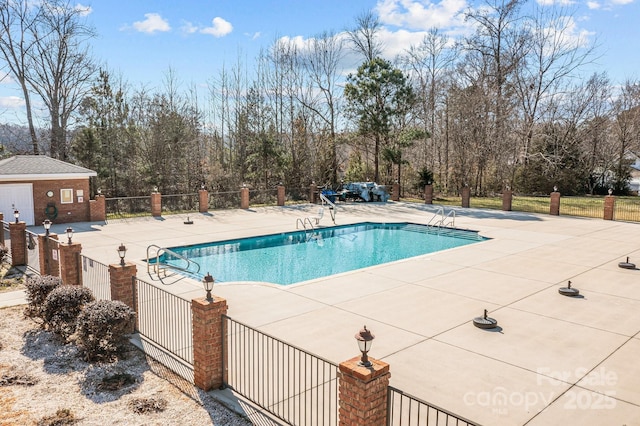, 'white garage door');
0,183,35,225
